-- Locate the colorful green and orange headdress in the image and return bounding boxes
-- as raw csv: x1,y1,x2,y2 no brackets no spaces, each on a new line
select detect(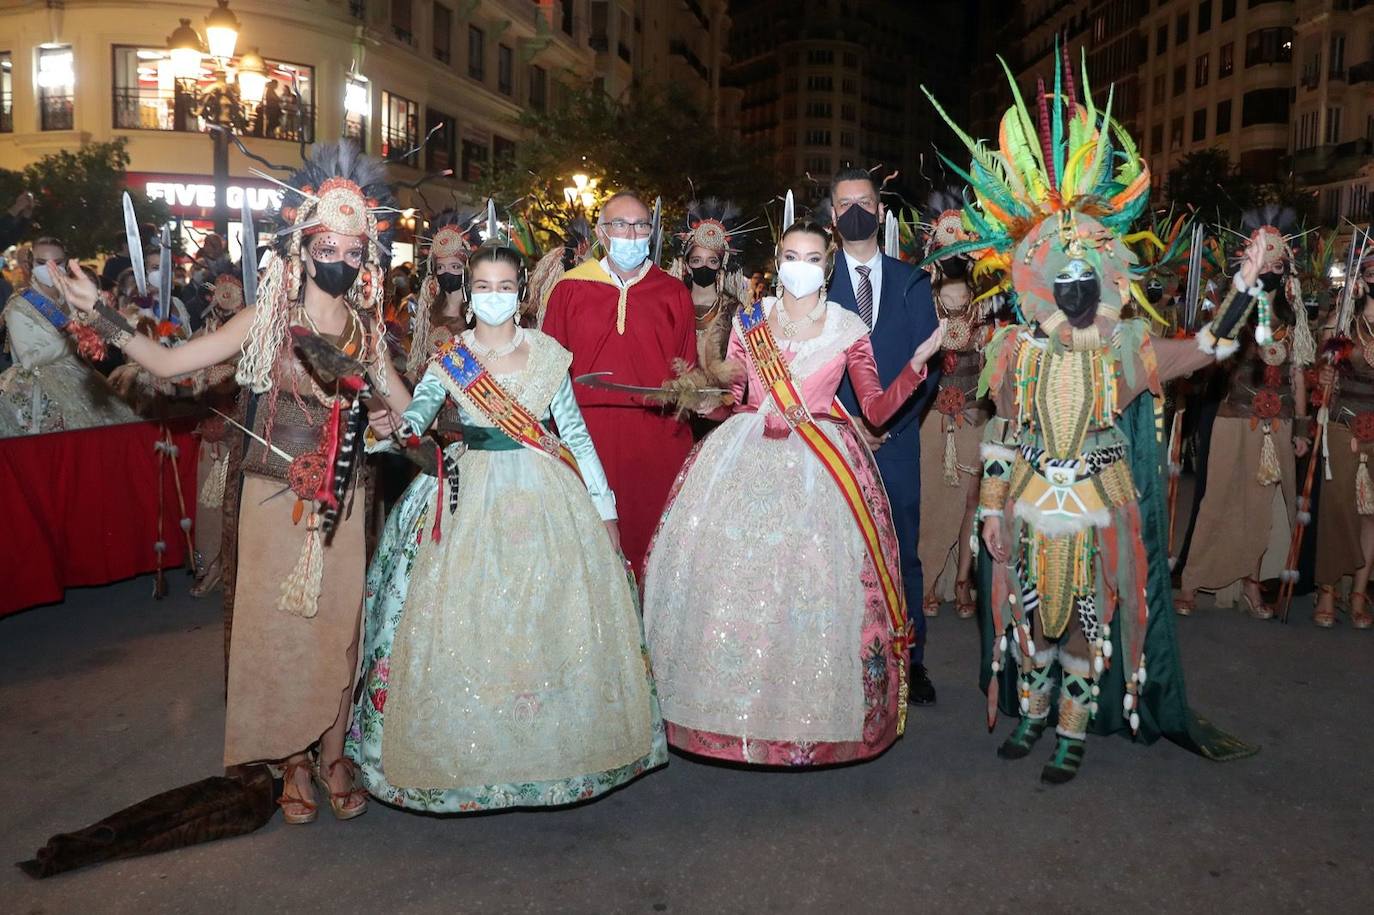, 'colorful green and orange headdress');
921,43,1152,330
